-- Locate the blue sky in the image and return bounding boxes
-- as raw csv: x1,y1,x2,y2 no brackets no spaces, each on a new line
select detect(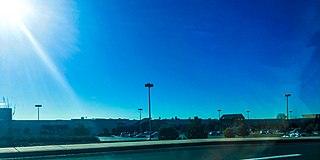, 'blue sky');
0,0,319,120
